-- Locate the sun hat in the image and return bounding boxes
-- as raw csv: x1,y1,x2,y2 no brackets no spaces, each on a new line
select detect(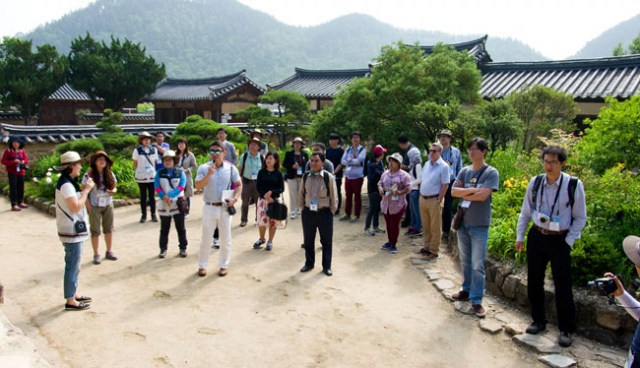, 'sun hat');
162,150,177,160
247,137,262,147
437,129,453,138
291,137,306,148
623,235,640,267
8,137,26,149
90,151,113,166
250,129,264,138
138,131,153,144
54,151,85,171
386,152,403,165
373,145,387,156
